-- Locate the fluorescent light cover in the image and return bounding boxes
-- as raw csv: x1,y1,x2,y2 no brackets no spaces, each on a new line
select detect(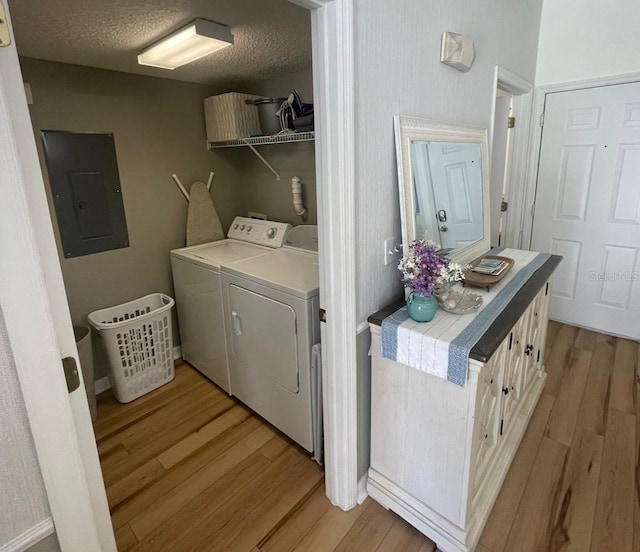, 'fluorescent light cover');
138,19,233,70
